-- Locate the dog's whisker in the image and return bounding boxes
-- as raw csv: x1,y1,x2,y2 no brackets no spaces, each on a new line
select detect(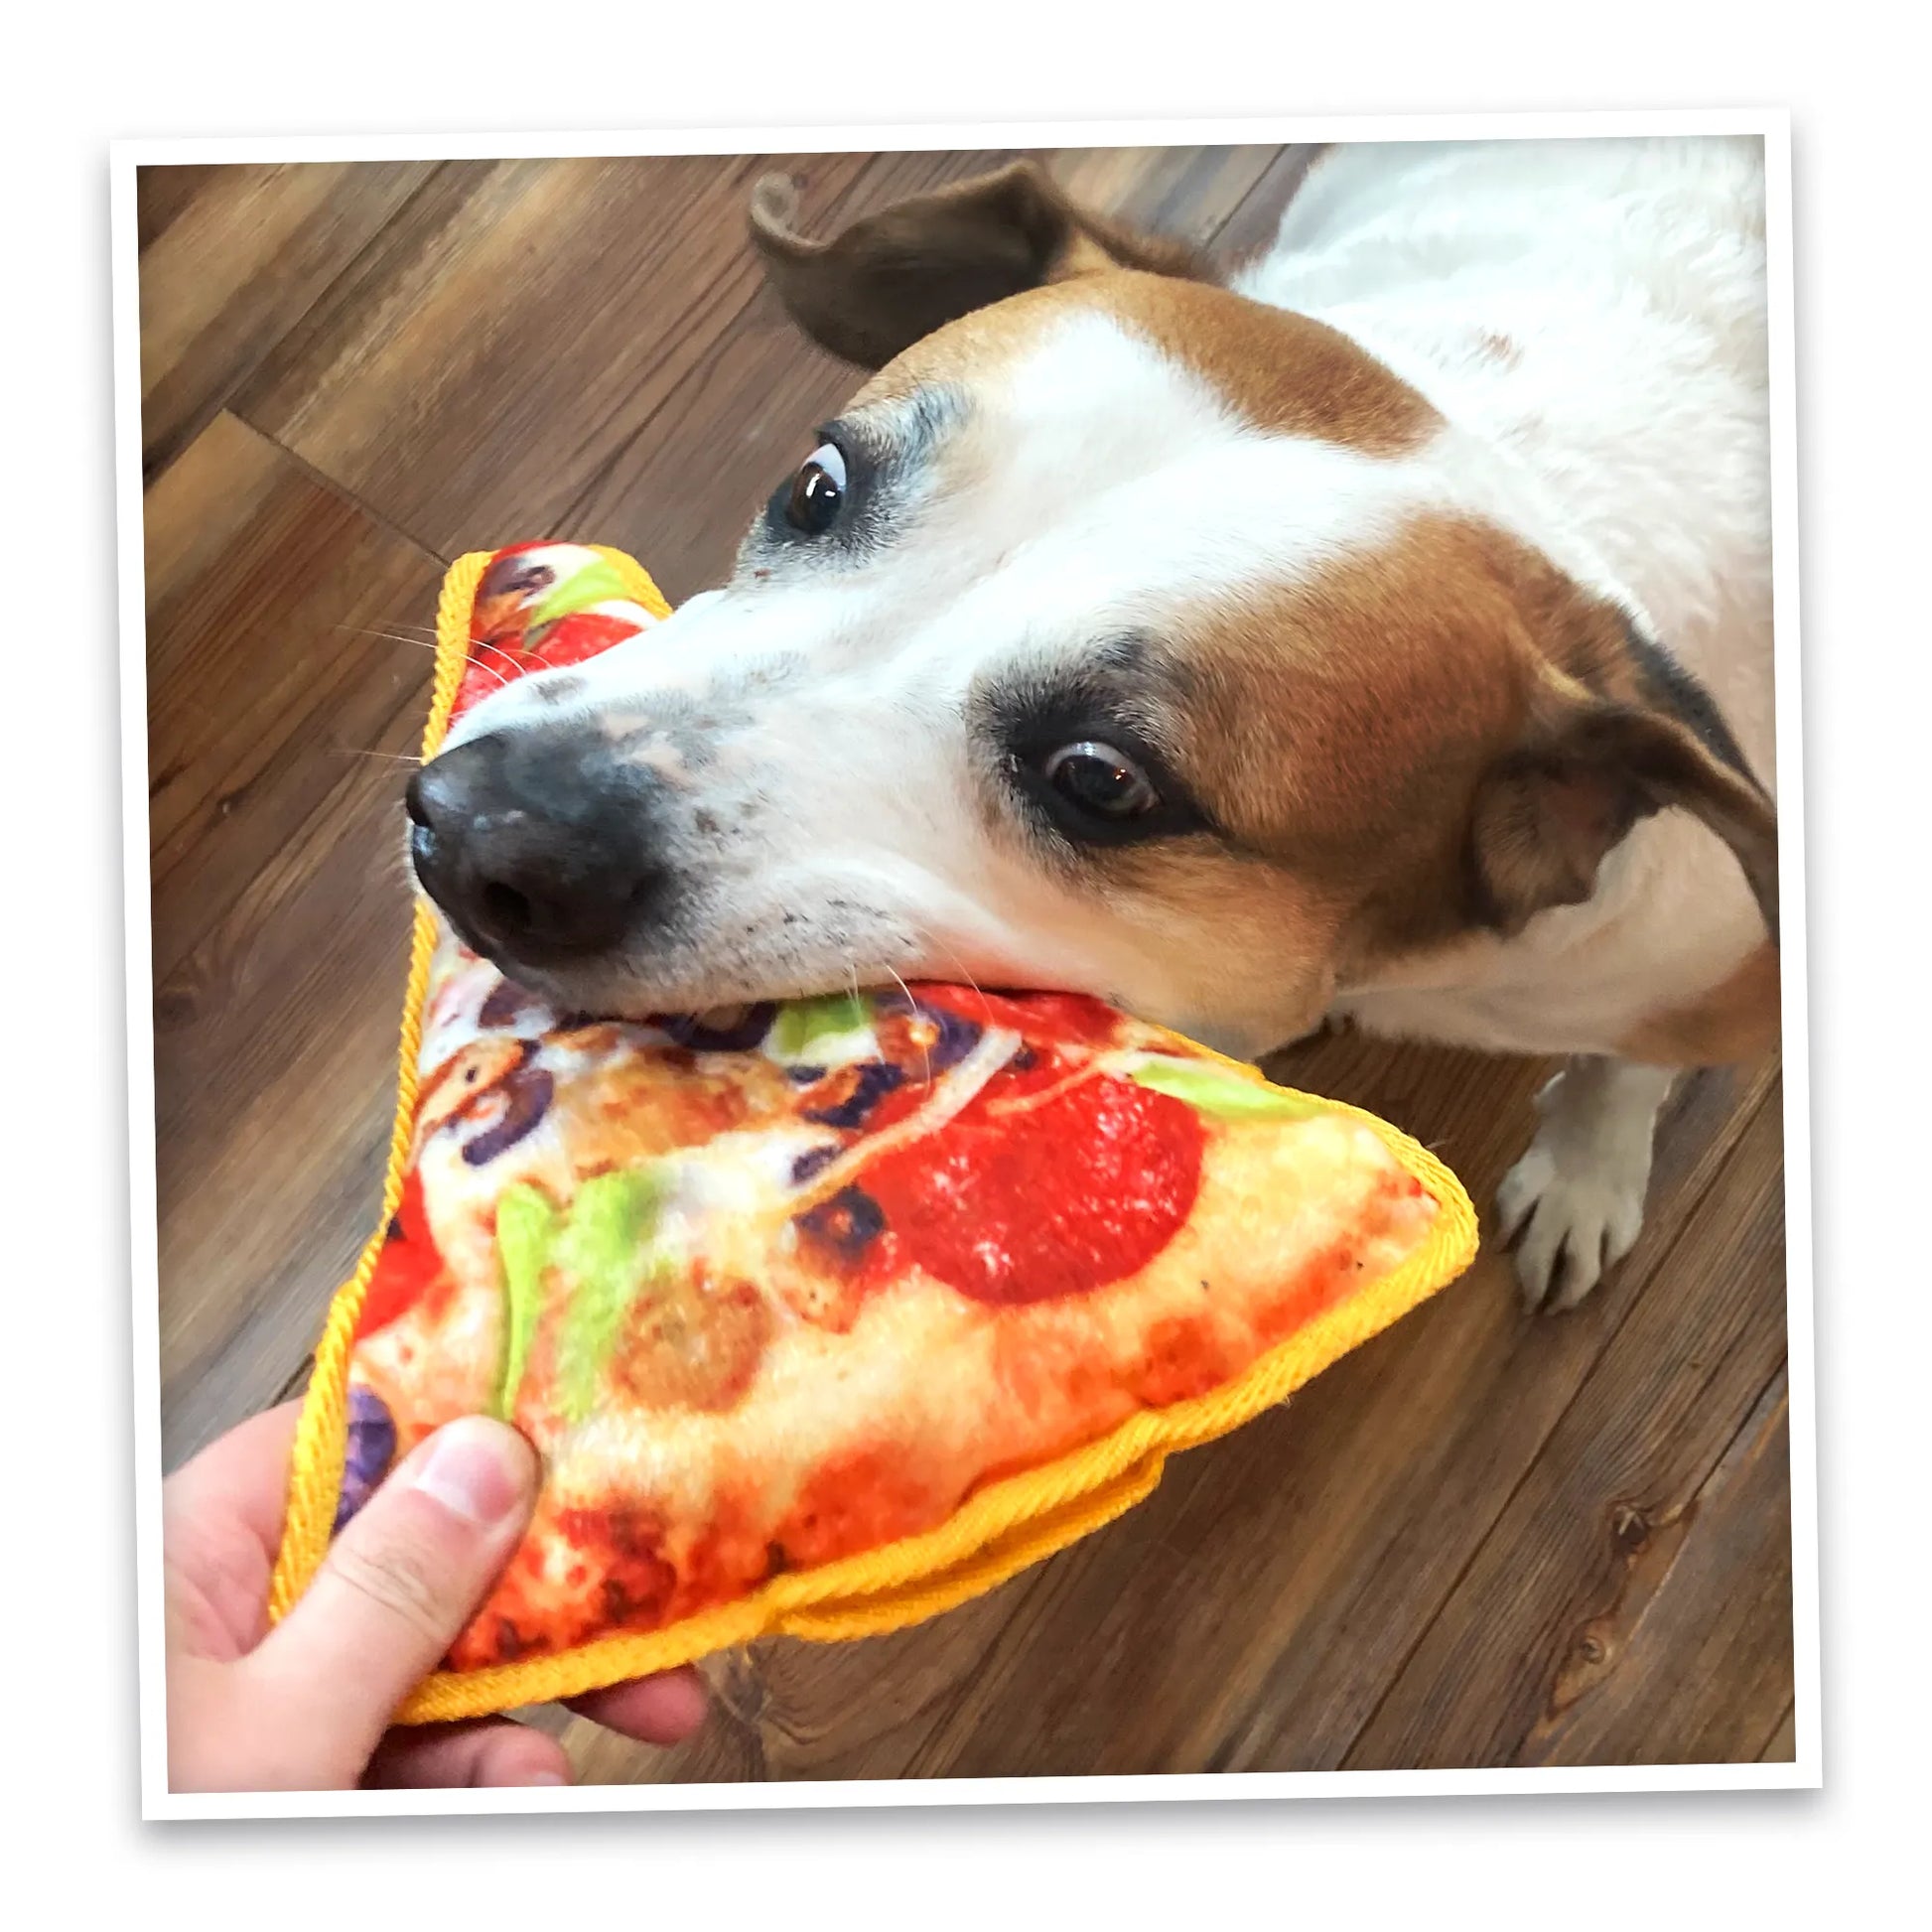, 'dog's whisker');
926,935,994,1028
466,636,525,672
881,964,932,1094
345,613,437,634
333,624,524,697
335,747,424,766
335,623,439,651
345,627,511,690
